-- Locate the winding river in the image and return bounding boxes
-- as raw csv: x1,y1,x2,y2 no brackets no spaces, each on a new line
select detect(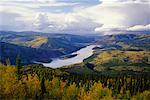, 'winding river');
42,45,99,68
